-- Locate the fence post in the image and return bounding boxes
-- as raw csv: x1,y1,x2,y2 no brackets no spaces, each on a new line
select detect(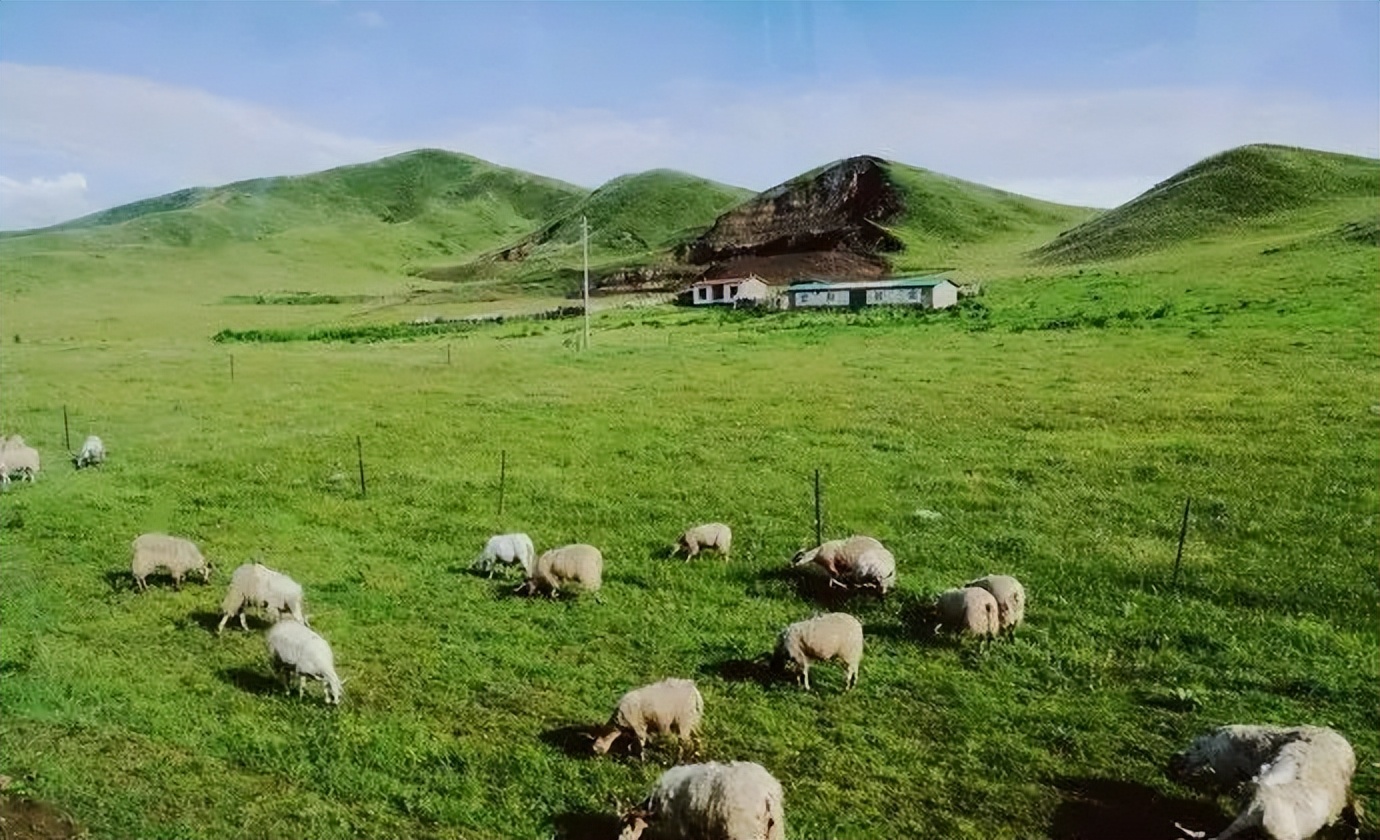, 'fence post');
1171,497,1191,587
498,450,507,517
813,468,822,546
356,436,367,499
